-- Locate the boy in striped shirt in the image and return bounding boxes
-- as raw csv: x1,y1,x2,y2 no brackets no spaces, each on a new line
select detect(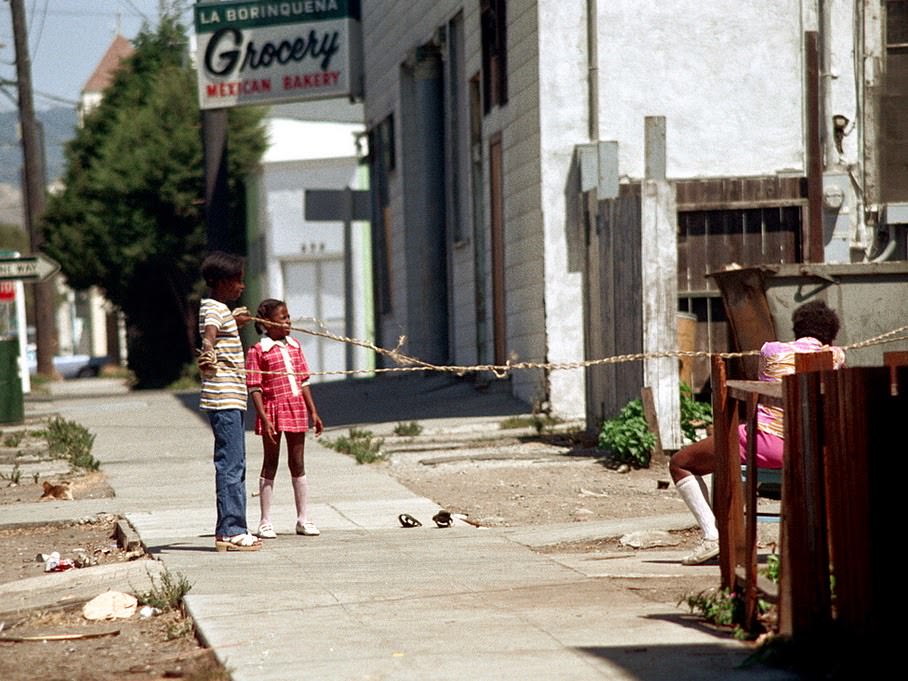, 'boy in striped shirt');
198,252,261,551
